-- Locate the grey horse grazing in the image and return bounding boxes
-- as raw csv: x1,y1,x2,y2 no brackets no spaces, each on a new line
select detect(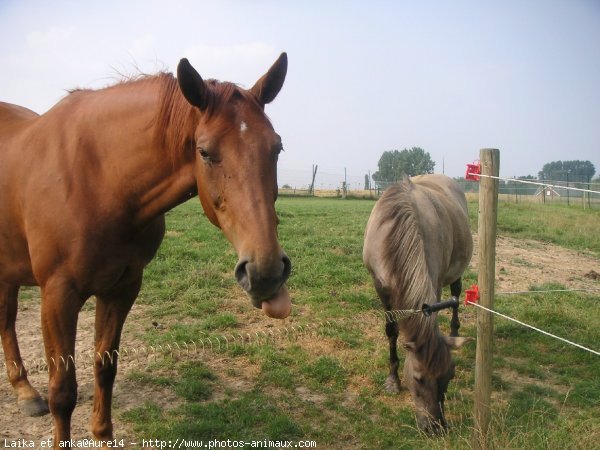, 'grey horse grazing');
363,174,473,434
